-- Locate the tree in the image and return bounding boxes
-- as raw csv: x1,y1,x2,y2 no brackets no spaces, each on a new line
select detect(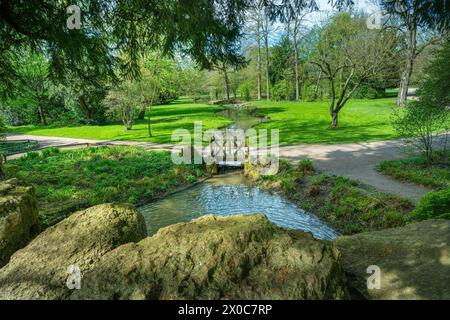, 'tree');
0,0,252,99
393,100,449,162
0,116,6,180
246,1,266,100
312,13,398,128
105,81,140,130
380,0,449,106
282,1,317,100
